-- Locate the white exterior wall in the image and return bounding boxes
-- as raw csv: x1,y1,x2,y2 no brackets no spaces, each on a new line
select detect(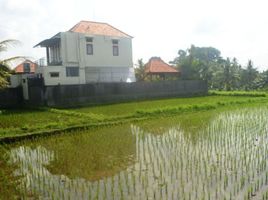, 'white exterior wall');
61,32,133,67
21,74,29,100
36,65,85,86
82,35,132,68
9,74,22,88
41,32,135,86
